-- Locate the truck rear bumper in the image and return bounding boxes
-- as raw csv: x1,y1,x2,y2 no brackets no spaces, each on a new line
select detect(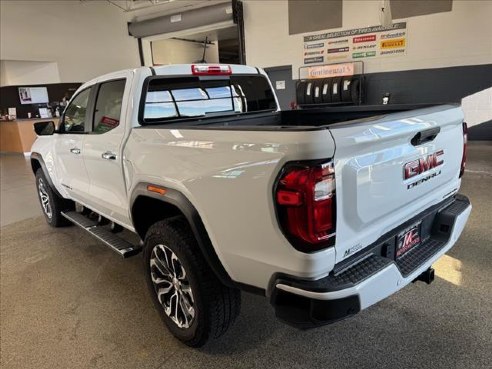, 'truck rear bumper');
270,194,471,329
